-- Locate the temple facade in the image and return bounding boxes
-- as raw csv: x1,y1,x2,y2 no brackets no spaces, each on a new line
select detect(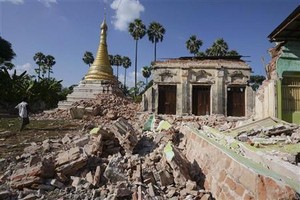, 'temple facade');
142,56,255,117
